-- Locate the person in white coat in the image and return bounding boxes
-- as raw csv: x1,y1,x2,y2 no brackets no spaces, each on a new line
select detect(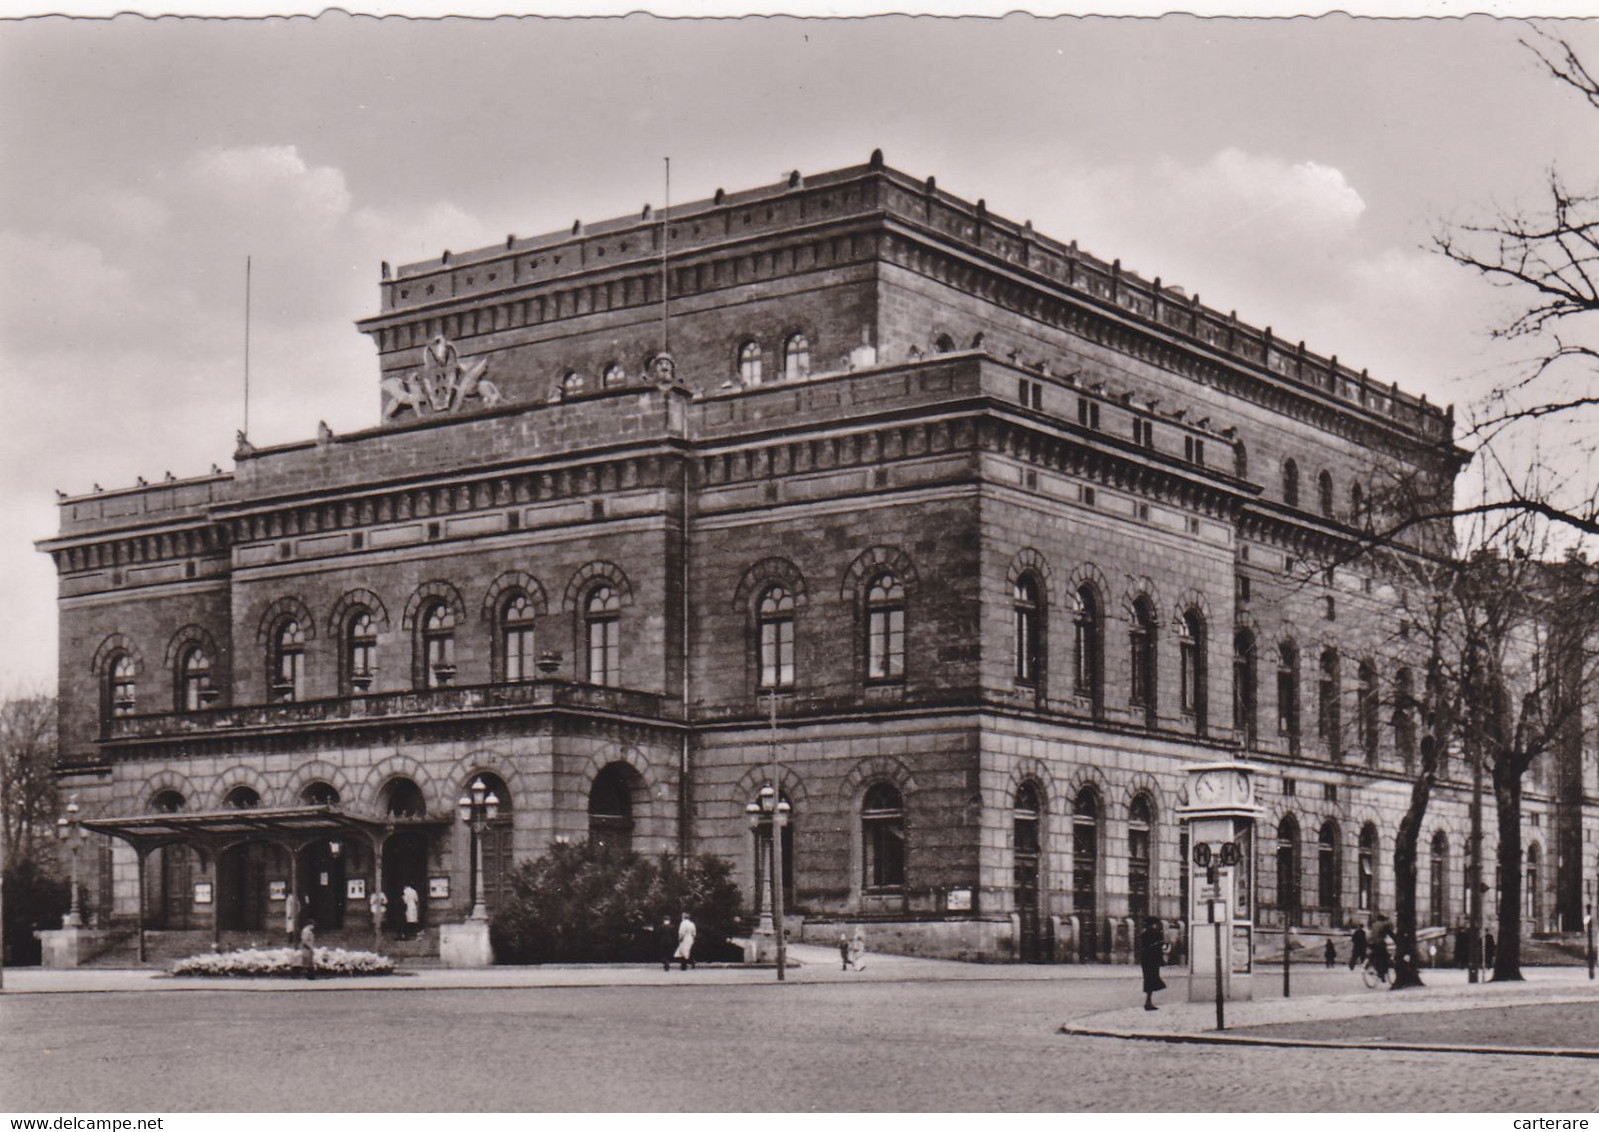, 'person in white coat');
401,884,420,940
674,911,697,971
